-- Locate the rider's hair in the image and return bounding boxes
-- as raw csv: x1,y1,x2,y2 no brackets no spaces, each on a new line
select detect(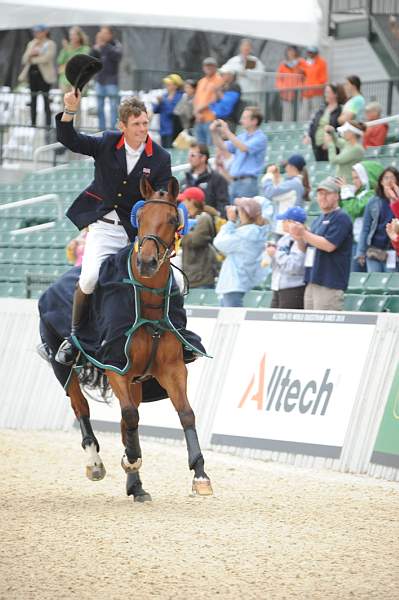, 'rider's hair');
118,96,147,124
